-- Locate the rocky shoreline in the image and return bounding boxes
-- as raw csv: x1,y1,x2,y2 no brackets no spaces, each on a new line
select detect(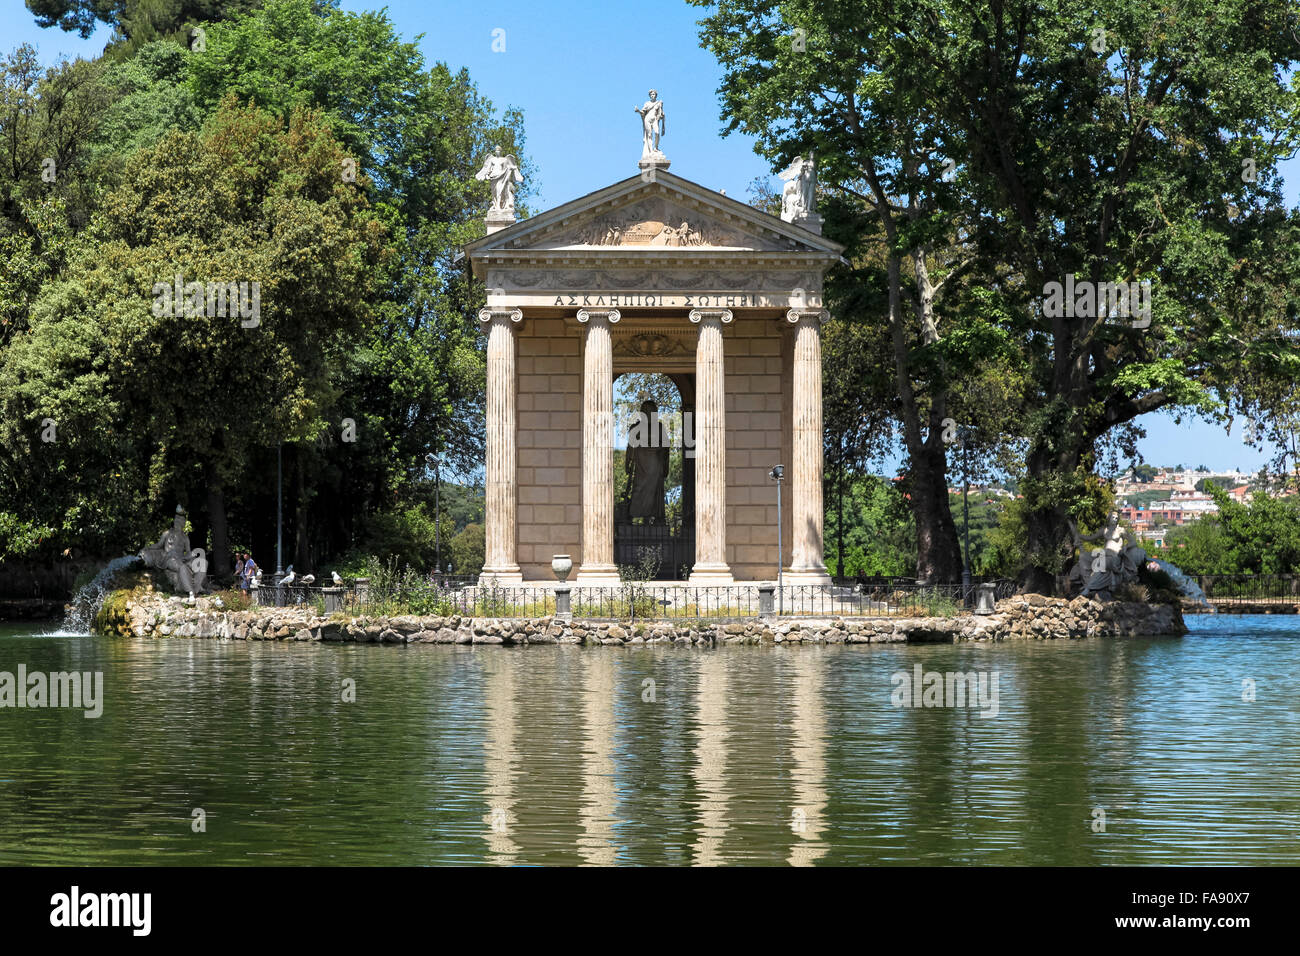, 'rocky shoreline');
101,590,1187,644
